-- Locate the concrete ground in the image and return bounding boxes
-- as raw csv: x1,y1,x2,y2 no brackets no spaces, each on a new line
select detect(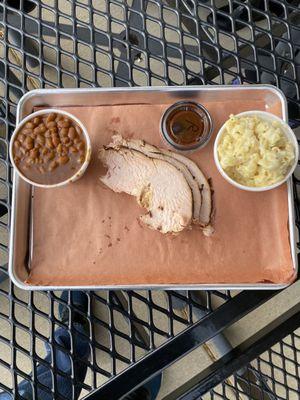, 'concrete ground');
0,0,299,399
